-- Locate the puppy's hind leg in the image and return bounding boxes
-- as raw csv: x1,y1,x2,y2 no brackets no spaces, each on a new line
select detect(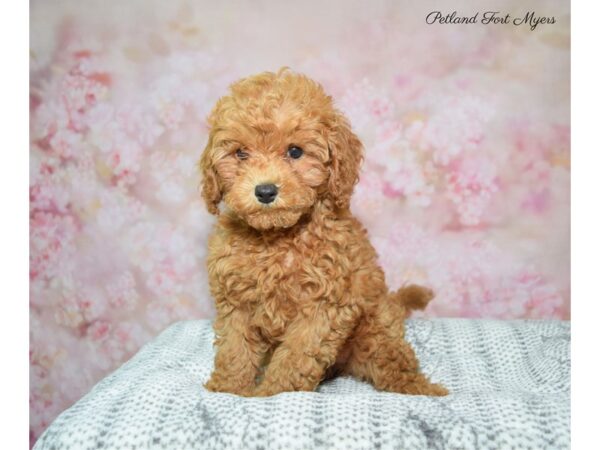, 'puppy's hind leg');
340,287,448,396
